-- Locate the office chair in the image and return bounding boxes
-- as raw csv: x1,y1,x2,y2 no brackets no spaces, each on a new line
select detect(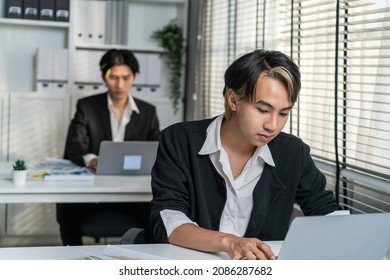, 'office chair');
79,210,145,244
120,228,146,244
